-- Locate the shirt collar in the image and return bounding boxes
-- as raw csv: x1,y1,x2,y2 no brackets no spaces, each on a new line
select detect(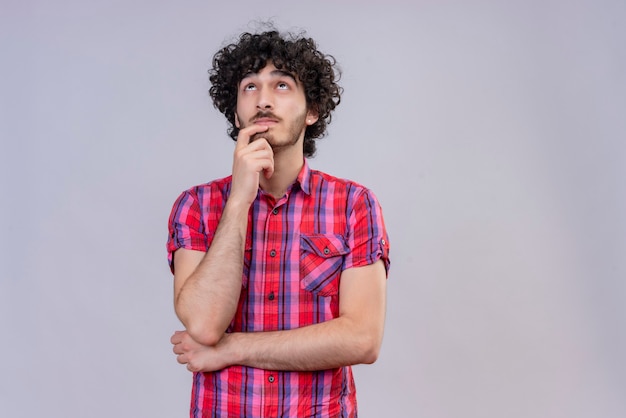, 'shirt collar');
295,159,312,196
